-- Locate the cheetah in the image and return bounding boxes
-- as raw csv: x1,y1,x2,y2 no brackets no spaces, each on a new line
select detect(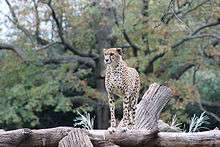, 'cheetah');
103,48,140,130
